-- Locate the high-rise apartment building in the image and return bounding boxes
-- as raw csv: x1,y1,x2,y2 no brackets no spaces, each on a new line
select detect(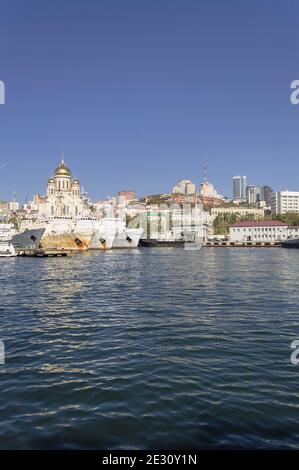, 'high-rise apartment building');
233,175,247,200
246,185,261,205
260,186,273,206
